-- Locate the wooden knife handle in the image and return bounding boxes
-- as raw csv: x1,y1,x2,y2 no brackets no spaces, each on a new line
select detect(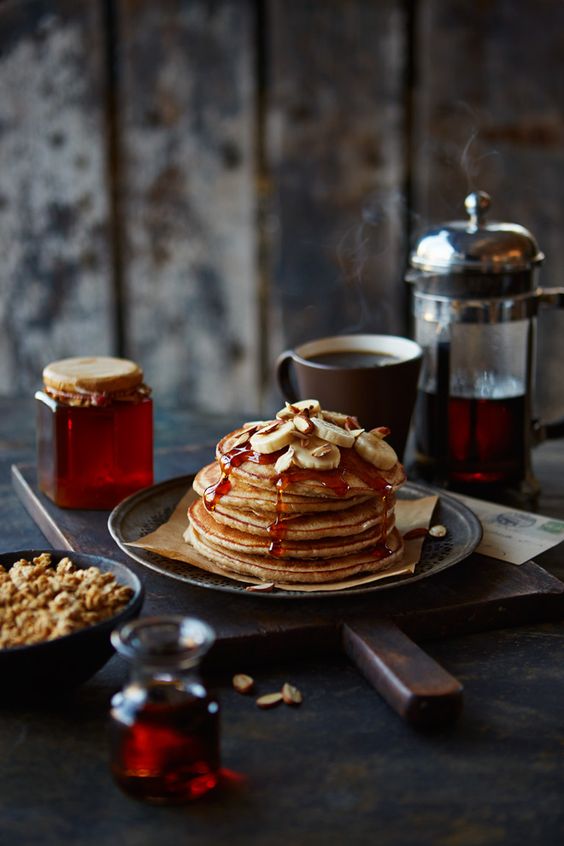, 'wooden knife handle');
342,619,463,728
